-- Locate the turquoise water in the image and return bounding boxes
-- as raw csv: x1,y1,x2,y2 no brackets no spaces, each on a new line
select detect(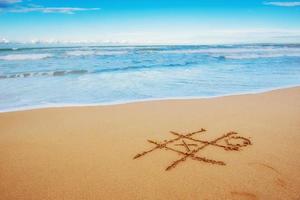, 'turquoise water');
0,44,300,112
